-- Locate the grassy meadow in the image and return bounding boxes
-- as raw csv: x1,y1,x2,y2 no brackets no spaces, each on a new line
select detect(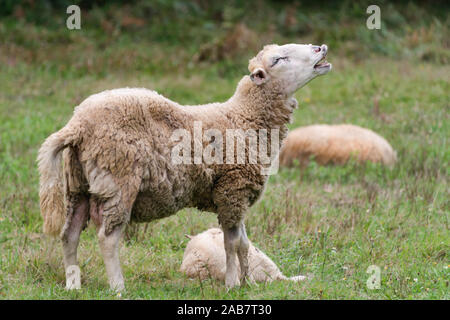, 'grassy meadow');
0,1,449,299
